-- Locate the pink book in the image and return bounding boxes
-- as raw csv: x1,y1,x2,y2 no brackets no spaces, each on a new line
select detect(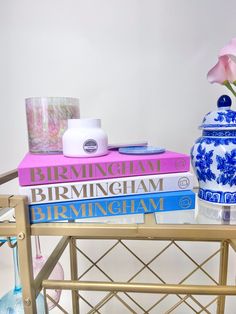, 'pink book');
18,150,190,186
